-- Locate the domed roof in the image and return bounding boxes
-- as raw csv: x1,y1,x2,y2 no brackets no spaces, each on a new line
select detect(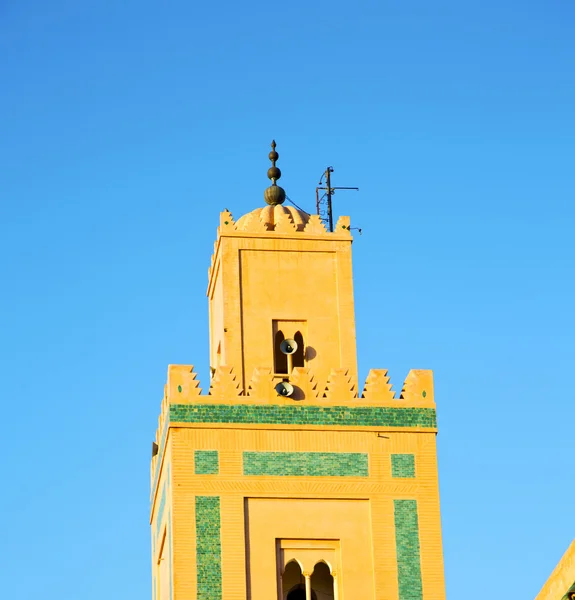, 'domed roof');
235,204,310,232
